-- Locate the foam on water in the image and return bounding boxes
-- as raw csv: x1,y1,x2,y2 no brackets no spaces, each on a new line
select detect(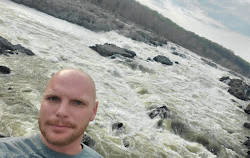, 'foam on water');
0,0,249,157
